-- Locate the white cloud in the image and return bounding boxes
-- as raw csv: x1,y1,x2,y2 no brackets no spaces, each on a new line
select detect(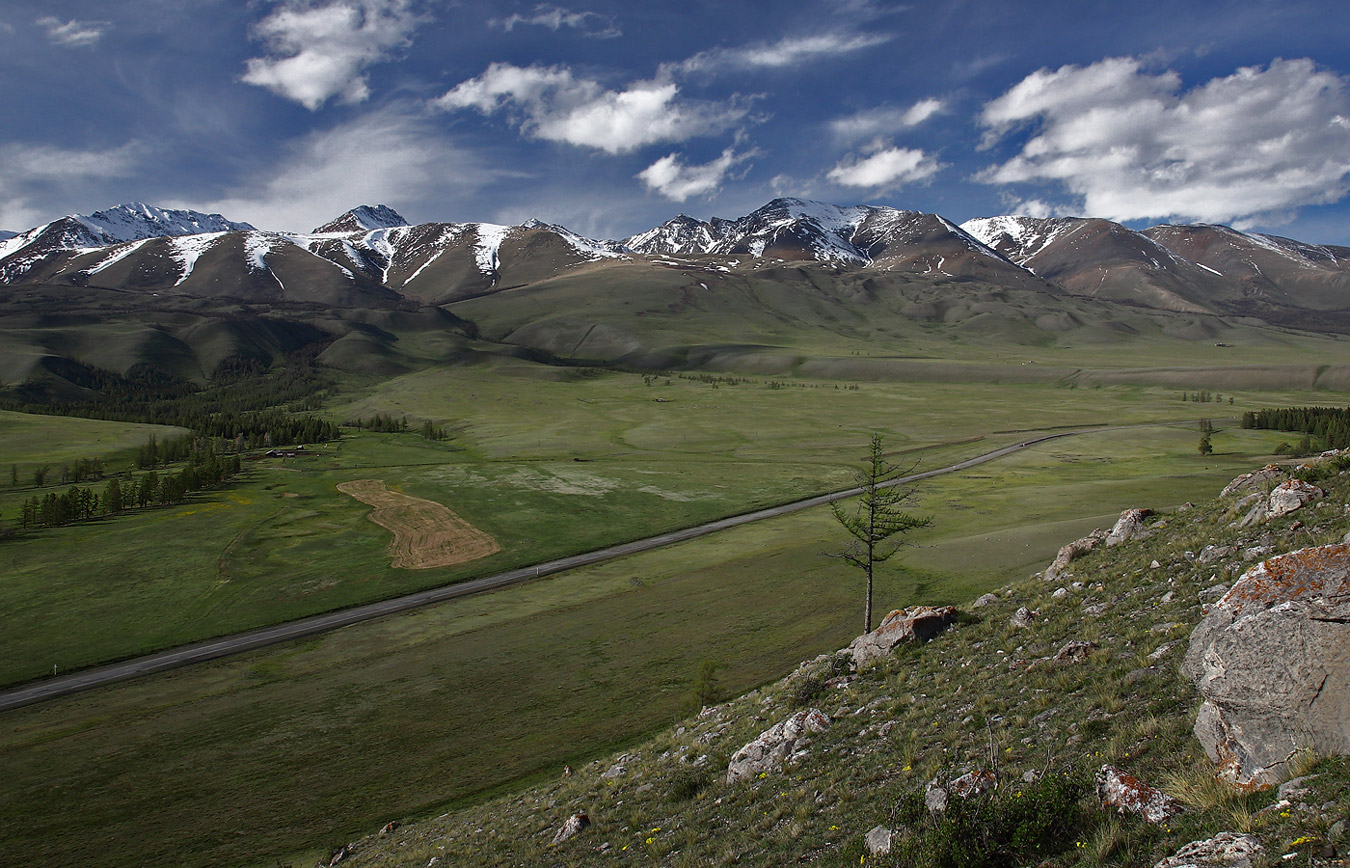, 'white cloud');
827,145,943,190
0,142,141,229
243,0,424,110
977,56,1350,225
435,63,747,154
187,112,500,231
829,98,943,141
677,31,892,74
491,4,620,38
638,147,754,201
35,16,110,47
